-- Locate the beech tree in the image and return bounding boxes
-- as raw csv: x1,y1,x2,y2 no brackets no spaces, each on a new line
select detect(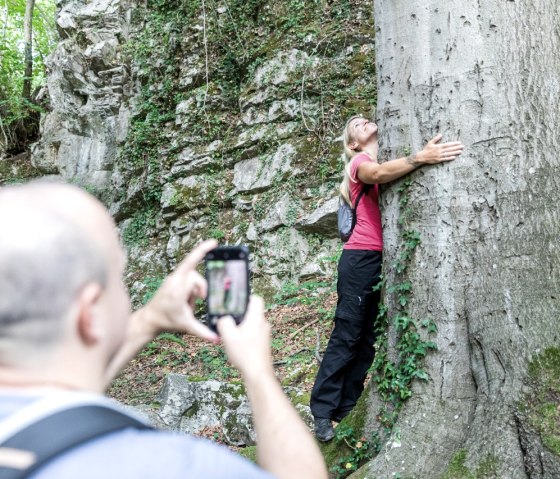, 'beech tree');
358,1,560,477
